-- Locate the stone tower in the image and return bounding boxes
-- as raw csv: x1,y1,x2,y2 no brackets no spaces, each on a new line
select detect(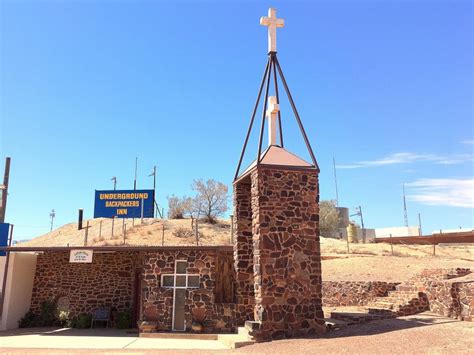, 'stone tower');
233,8,325,341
